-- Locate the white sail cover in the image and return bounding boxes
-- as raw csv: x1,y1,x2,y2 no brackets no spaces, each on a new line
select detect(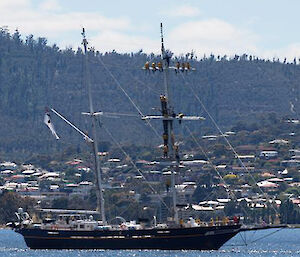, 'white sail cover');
44,112,59,140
